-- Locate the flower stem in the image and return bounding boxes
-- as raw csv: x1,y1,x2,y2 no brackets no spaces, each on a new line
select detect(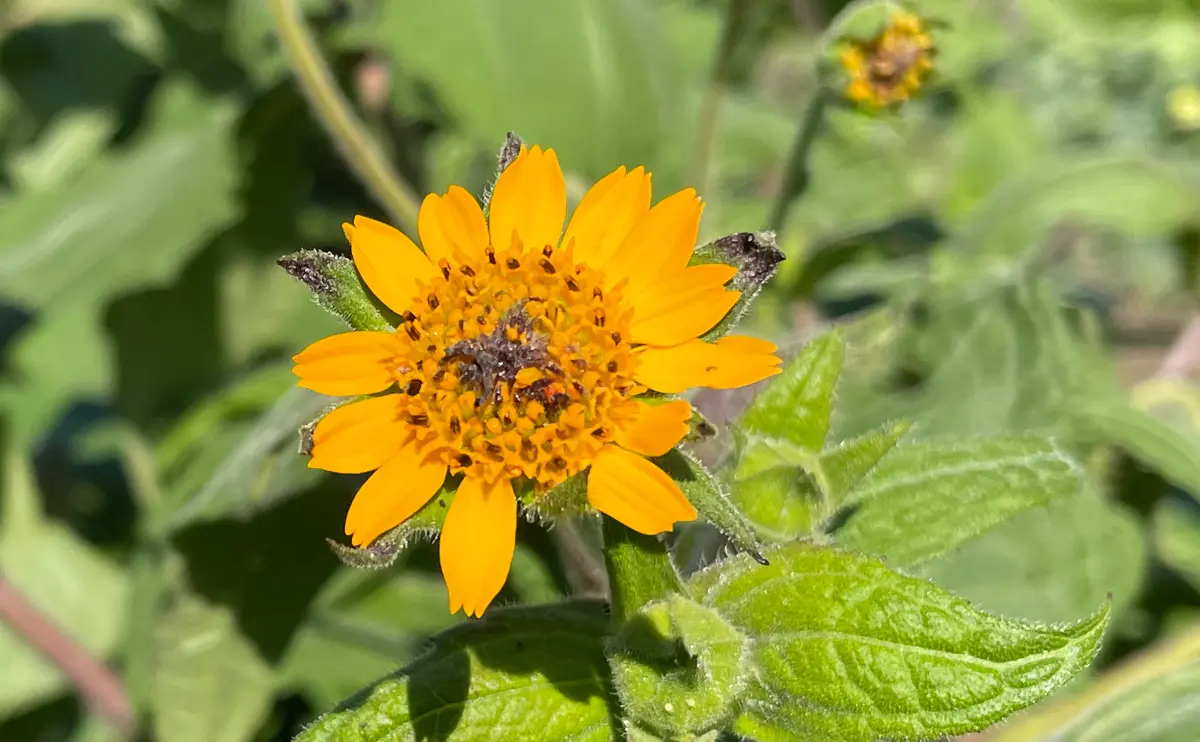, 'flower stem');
267,0,422,230
768,88,830,233
690,0,752,194
601,516,683,624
